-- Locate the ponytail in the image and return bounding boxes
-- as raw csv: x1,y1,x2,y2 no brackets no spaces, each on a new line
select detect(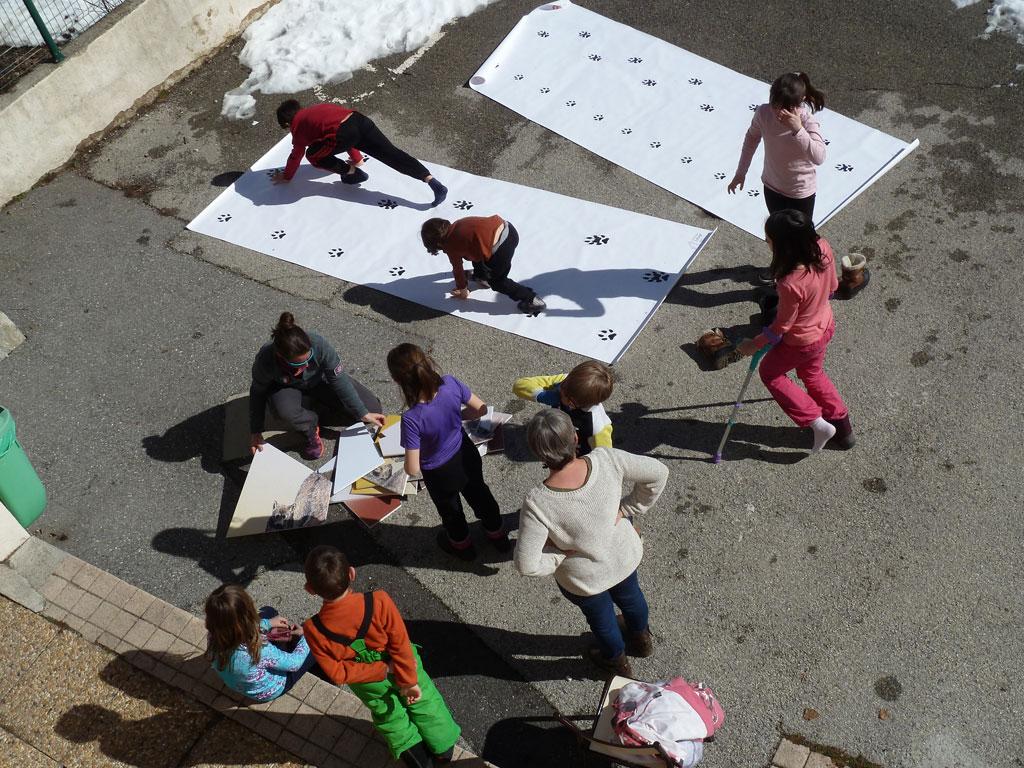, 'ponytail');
769,71,825,113
271,312,312,359
387,343,444,408
798,72,826,113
